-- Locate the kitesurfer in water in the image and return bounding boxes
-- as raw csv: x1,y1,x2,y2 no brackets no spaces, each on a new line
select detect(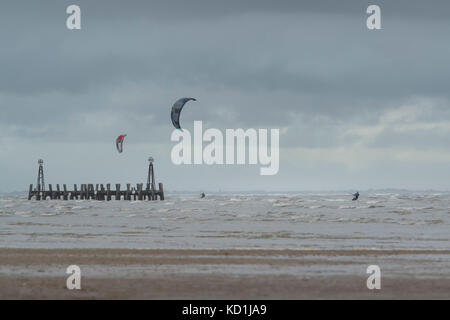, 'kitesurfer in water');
352,192,360,201
201,192,205,199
